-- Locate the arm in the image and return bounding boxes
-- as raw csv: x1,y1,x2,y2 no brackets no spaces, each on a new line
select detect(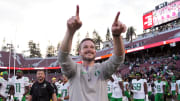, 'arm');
48,83,57,101
163,85,165,94
58,5,82,78
111,12,126,56
8,85,14,96
144,82,148,95
126,84,129,91
60,5,82,53
0,94,6,100
0,83,5,99
52,93,57,101
119,81,125,96
169,82,171,92
176,83,178,96
64,86,69,100
101,12,126,79
28,83,34,101
23,86,29,96
28,95,32,101
64,95,69,100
